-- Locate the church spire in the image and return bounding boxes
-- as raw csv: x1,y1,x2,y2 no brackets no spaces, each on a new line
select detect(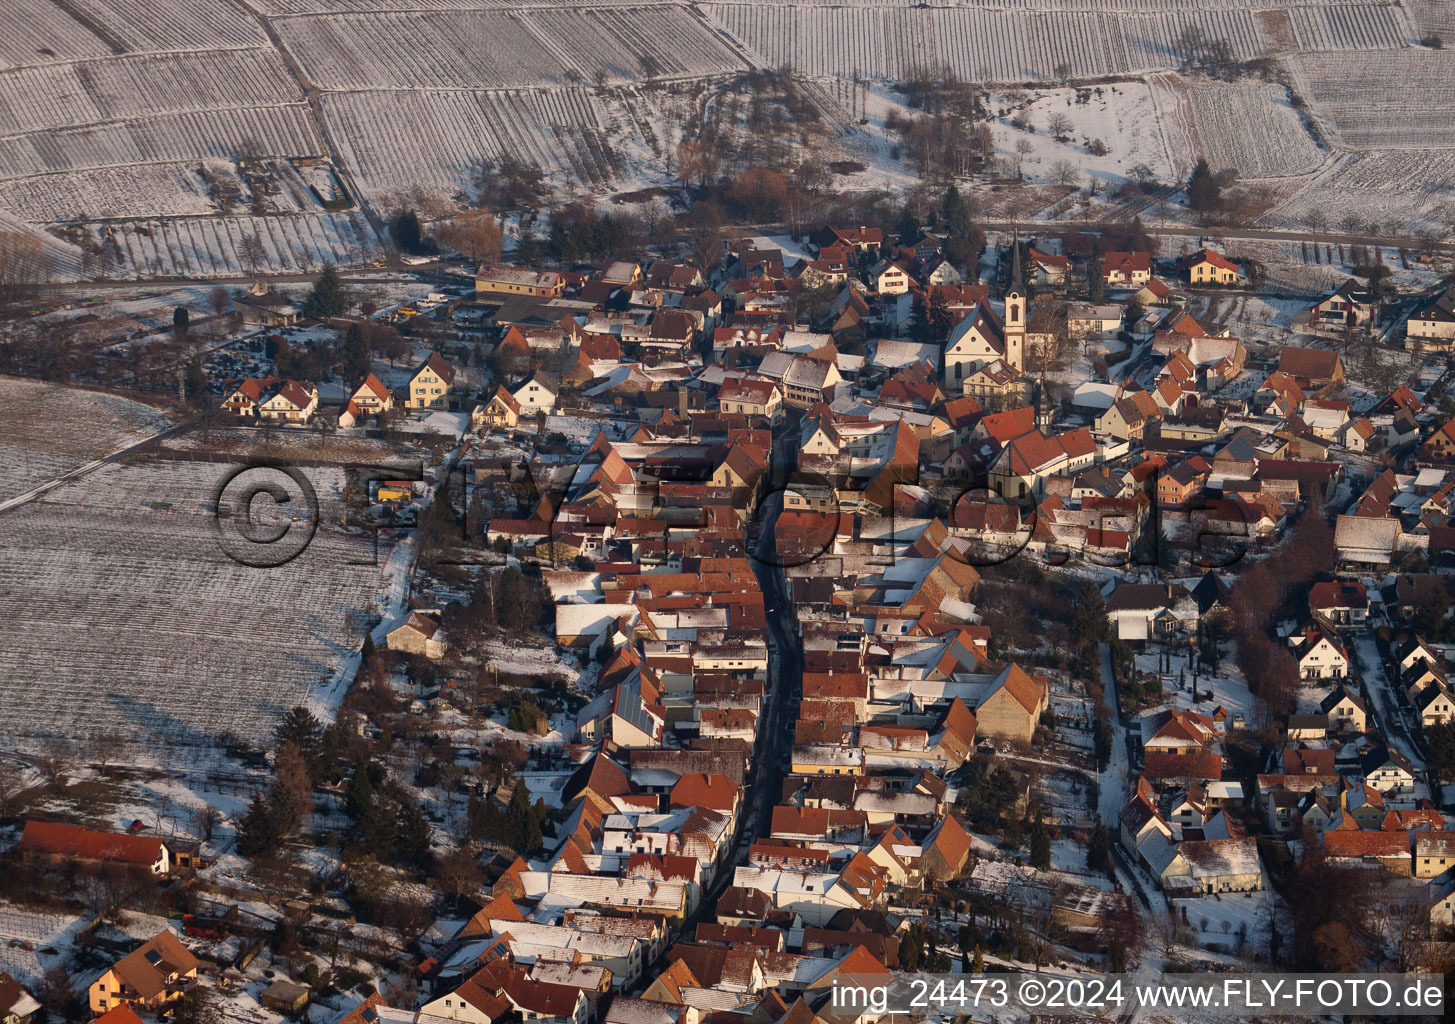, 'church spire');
1008,229,1026,298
